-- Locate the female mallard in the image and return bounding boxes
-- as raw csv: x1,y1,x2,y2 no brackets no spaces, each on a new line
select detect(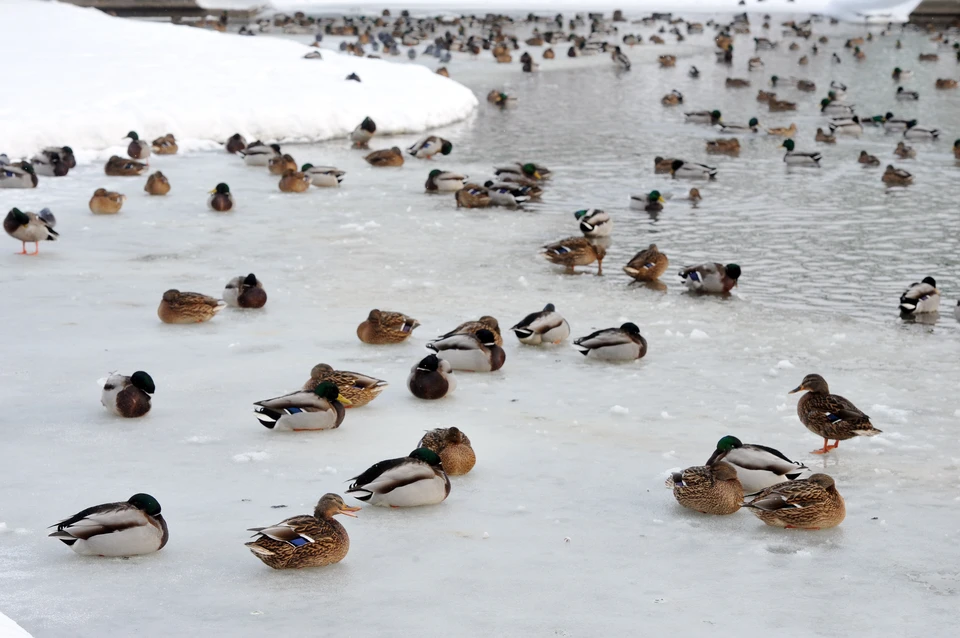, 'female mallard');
151,134,178,155
30,149,69,177
653,156,677,173
725,77,751,88
815,128,836,144
49,493,168,556
427,329,505,372
157,289,224,324
671,160,717,179
936,78,958,89
748,57,764,71
797,79,816,92
766,123,797,137
745,474,845,529
718,117,758,134
661,90,683,106
903,121,939,140
437,316,502,346
882,164,913,185
4,208,57,255
679,262,740,293
302,164,345,187
820,99,854,117
858,151,880,166
357,309,420,344
246,494,359,570
436,66,451,76
425,169,464,192
658,54,676,67
705,435,808,496
919,53,939,62
350,117,377,148
105,155,147,176
253,381,350,431
612,46,631,70
208,183,234,211
757,90,776,103
347,448,451,507
303,364,387,407
240,142,280,166
365,147,404,167
666,462,742,515
101,371,155,418
408,354,456,400
144,171,171,195
687,188,702,202
769,99,796,112
124,131,151,160
223,273,267,309
225,133,247,154
408,136,453,159
706,138,740,155
829,116,863,136
575,209,611,238
684,110,722,125
782,139,821,166
455,184,491,208
268,154,298,175
797,55,808,66
574,323,647,361
89,188,126,214
623,244,668,282
955,140,960,159
899,276,939,315
542,237,606,275
894,142,916,159
278,169,310,192
510,303,570,345
789,373,882,454
0,161,38,188
418,427,475,475
896,86,919,101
